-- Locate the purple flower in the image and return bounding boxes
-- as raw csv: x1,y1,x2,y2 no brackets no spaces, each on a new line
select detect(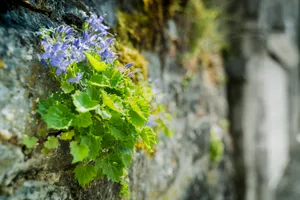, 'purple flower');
87,14,109,34
125,62,134,68
68,72,83,84
55,60,71,76
83,30,89,40
38,13,117,74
